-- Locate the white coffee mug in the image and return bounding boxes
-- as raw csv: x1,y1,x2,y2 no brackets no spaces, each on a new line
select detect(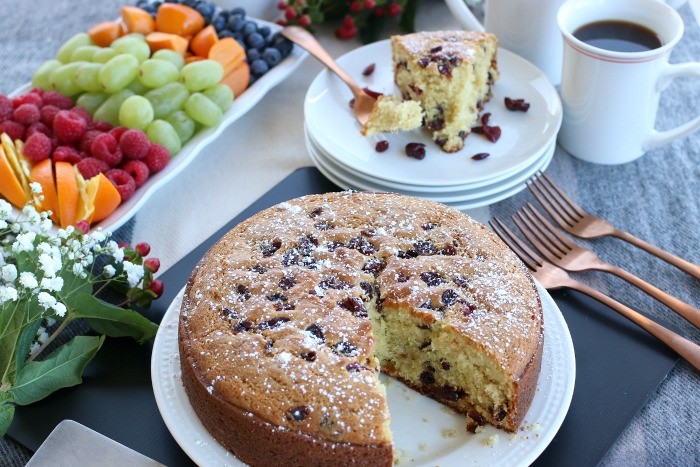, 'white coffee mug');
557,0,700,164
